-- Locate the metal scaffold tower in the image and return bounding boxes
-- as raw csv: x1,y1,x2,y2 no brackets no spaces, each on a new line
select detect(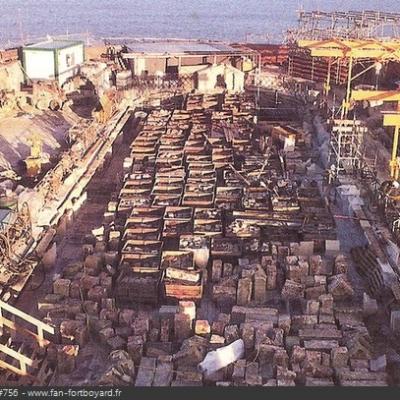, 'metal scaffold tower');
329,119,367,174
298,37,400,179
287,10,400,42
